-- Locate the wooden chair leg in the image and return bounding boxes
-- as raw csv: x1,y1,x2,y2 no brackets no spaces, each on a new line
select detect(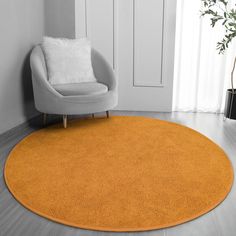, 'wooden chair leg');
43,113,47,125
63,115,68,128
106,111,109,118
